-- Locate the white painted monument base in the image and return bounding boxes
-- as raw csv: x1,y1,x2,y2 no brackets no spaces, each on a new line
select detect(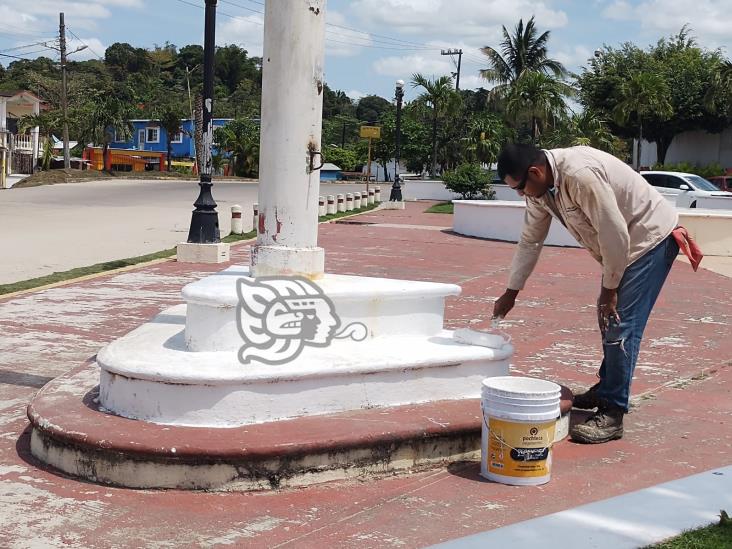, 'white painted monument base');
176,242,231,263
98,267,512,427
380,201,406,210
